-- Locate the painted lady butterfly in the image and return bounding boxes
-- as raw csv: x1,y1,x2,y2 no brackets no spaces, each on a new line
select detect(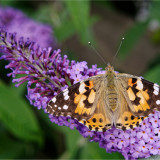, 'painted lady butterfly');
46,64,160,132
